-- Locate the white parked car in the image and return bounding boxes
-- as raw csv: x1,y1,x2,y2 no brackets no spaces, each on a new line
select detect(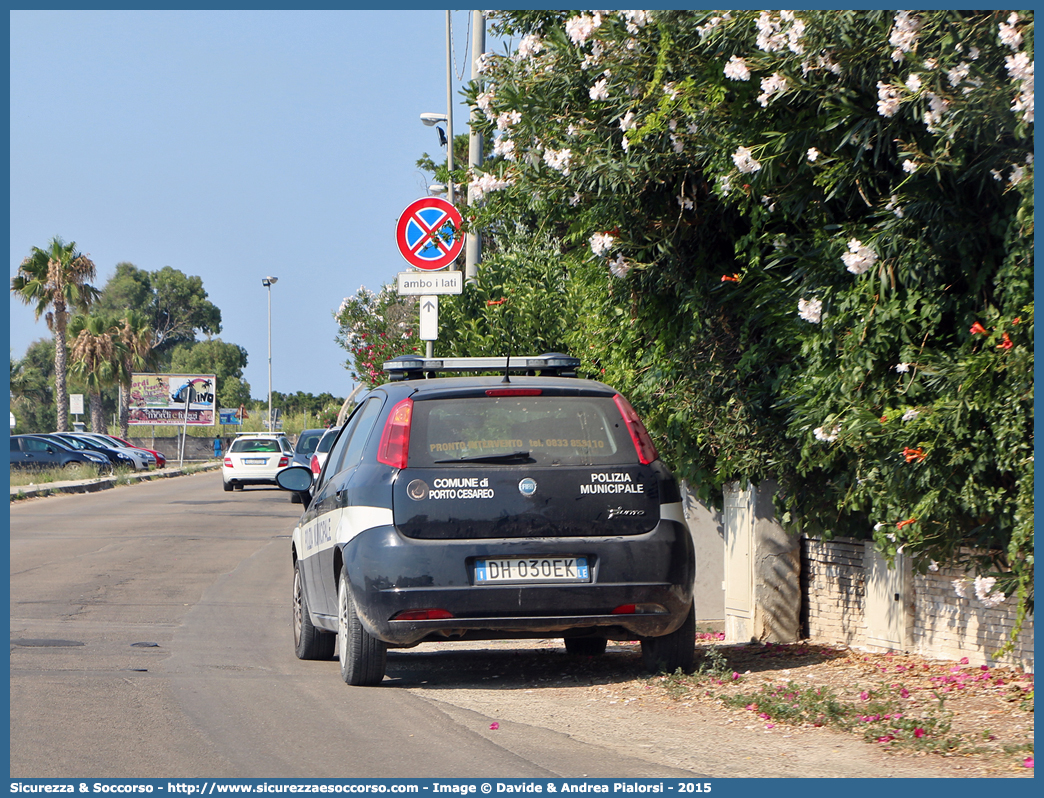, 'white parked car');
222,433,294,491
